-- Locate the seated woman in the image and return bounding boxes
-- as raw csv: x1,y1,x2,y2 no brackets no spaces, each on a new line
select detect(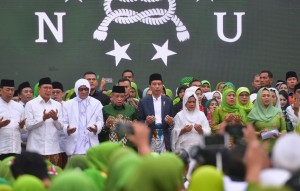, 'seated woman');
279,90,293,132
171,91,211,152
236,87,253,114
204,98,219,129
212,88,248,133
269,88,282,110
248,88,286,141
